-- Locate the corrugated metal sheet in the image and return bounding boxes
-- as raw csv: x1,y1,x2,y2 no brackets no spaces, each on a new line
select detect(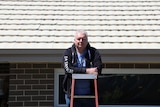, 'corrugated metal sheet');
0,0,160,49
